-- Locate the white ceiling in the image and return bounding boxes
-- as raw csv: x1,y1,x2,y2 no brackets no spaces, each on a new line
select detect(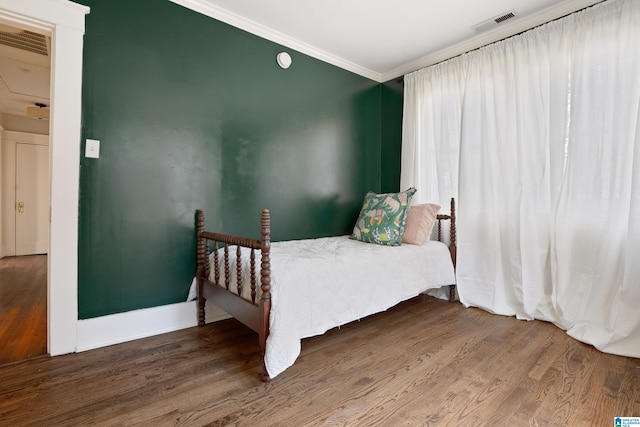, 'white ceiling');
171,0,603,82
0,23,50,119
0,0,605,119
